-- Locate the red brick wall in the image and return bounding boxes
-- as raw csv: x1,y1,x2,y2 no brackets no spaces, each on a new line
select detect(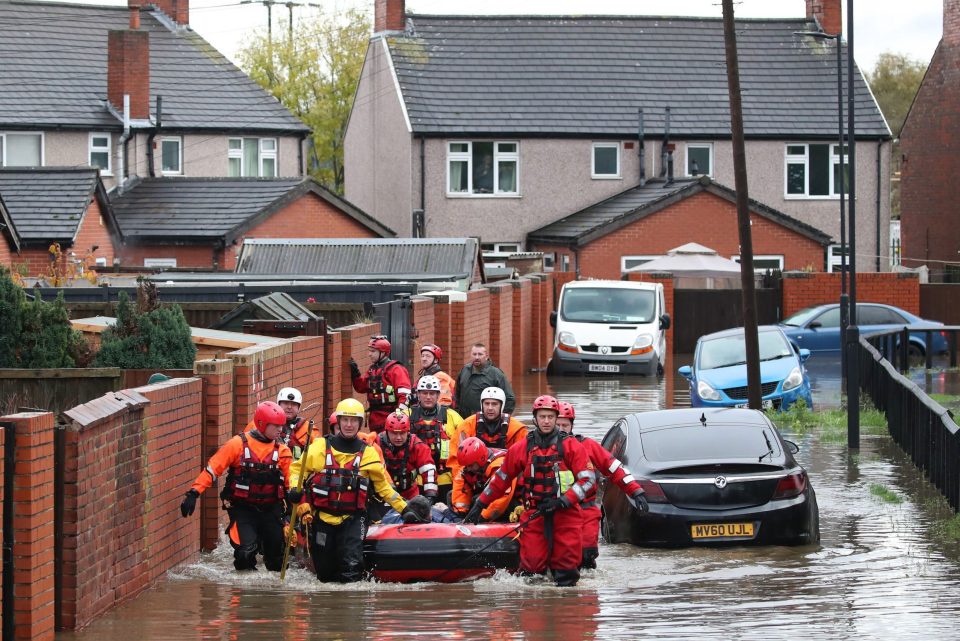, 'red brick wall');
107,29,150,119
450,289,490,367
192,359,234,550
431,297,452,369
806,0,842,35
511,279,533,379
410,296,436,362
375,0,405,31
229,342,293,434
290,335,325,416
484,282,514,377
324,330,343,424
336,322,386,404
781,272,921,318
116,244,219,270
0,236,11,268
73,199,116,272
